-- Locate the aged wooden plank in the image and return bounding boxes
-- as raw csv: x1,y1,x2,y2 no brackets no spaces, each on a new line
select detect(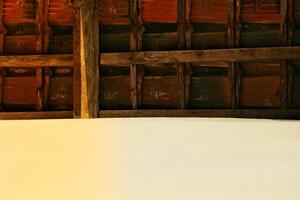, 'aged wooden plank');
48,77,73,109
240,75,282,108
129,0,144,109
191,0,228,24
184,0,192,108
228,0,235,109
36,0,45,111
142,0,177,23
0,54,73,67
287,0,294,107
142,76,178,108
73,0,100,118
101,47,300,65
177,0,186,109
291,76,300,108
0,69,5,110
100,76,131,109
0,111,73,120
2,77,37,106
43,0,52,110
0,0,5,55
0,0,4,110
99,0,130,25
189,77,232,108
280,0,289,109
240,0,281,24
99,109,300,119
